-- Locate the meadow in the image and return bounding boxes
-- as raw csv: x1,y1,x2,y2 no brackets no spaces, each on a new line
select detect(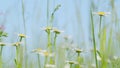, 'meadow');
0,0,120,68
